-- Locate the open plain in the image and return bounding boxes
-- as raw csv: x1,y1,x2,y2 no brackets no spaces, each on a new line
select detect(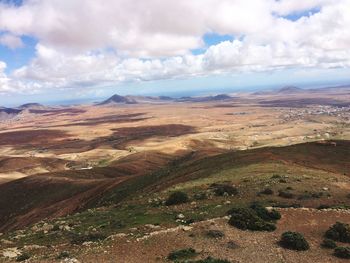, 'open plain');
0,86,350,262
